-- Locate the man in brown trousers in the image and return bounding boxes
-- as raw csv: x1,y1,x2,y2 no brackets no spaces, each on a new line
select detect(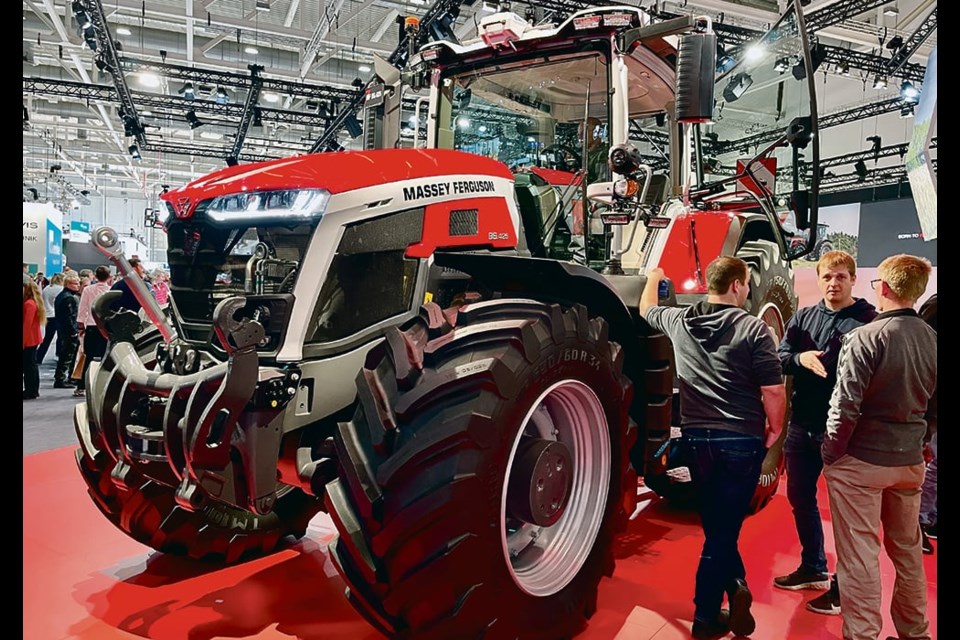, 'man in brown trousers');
822,254,937,640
